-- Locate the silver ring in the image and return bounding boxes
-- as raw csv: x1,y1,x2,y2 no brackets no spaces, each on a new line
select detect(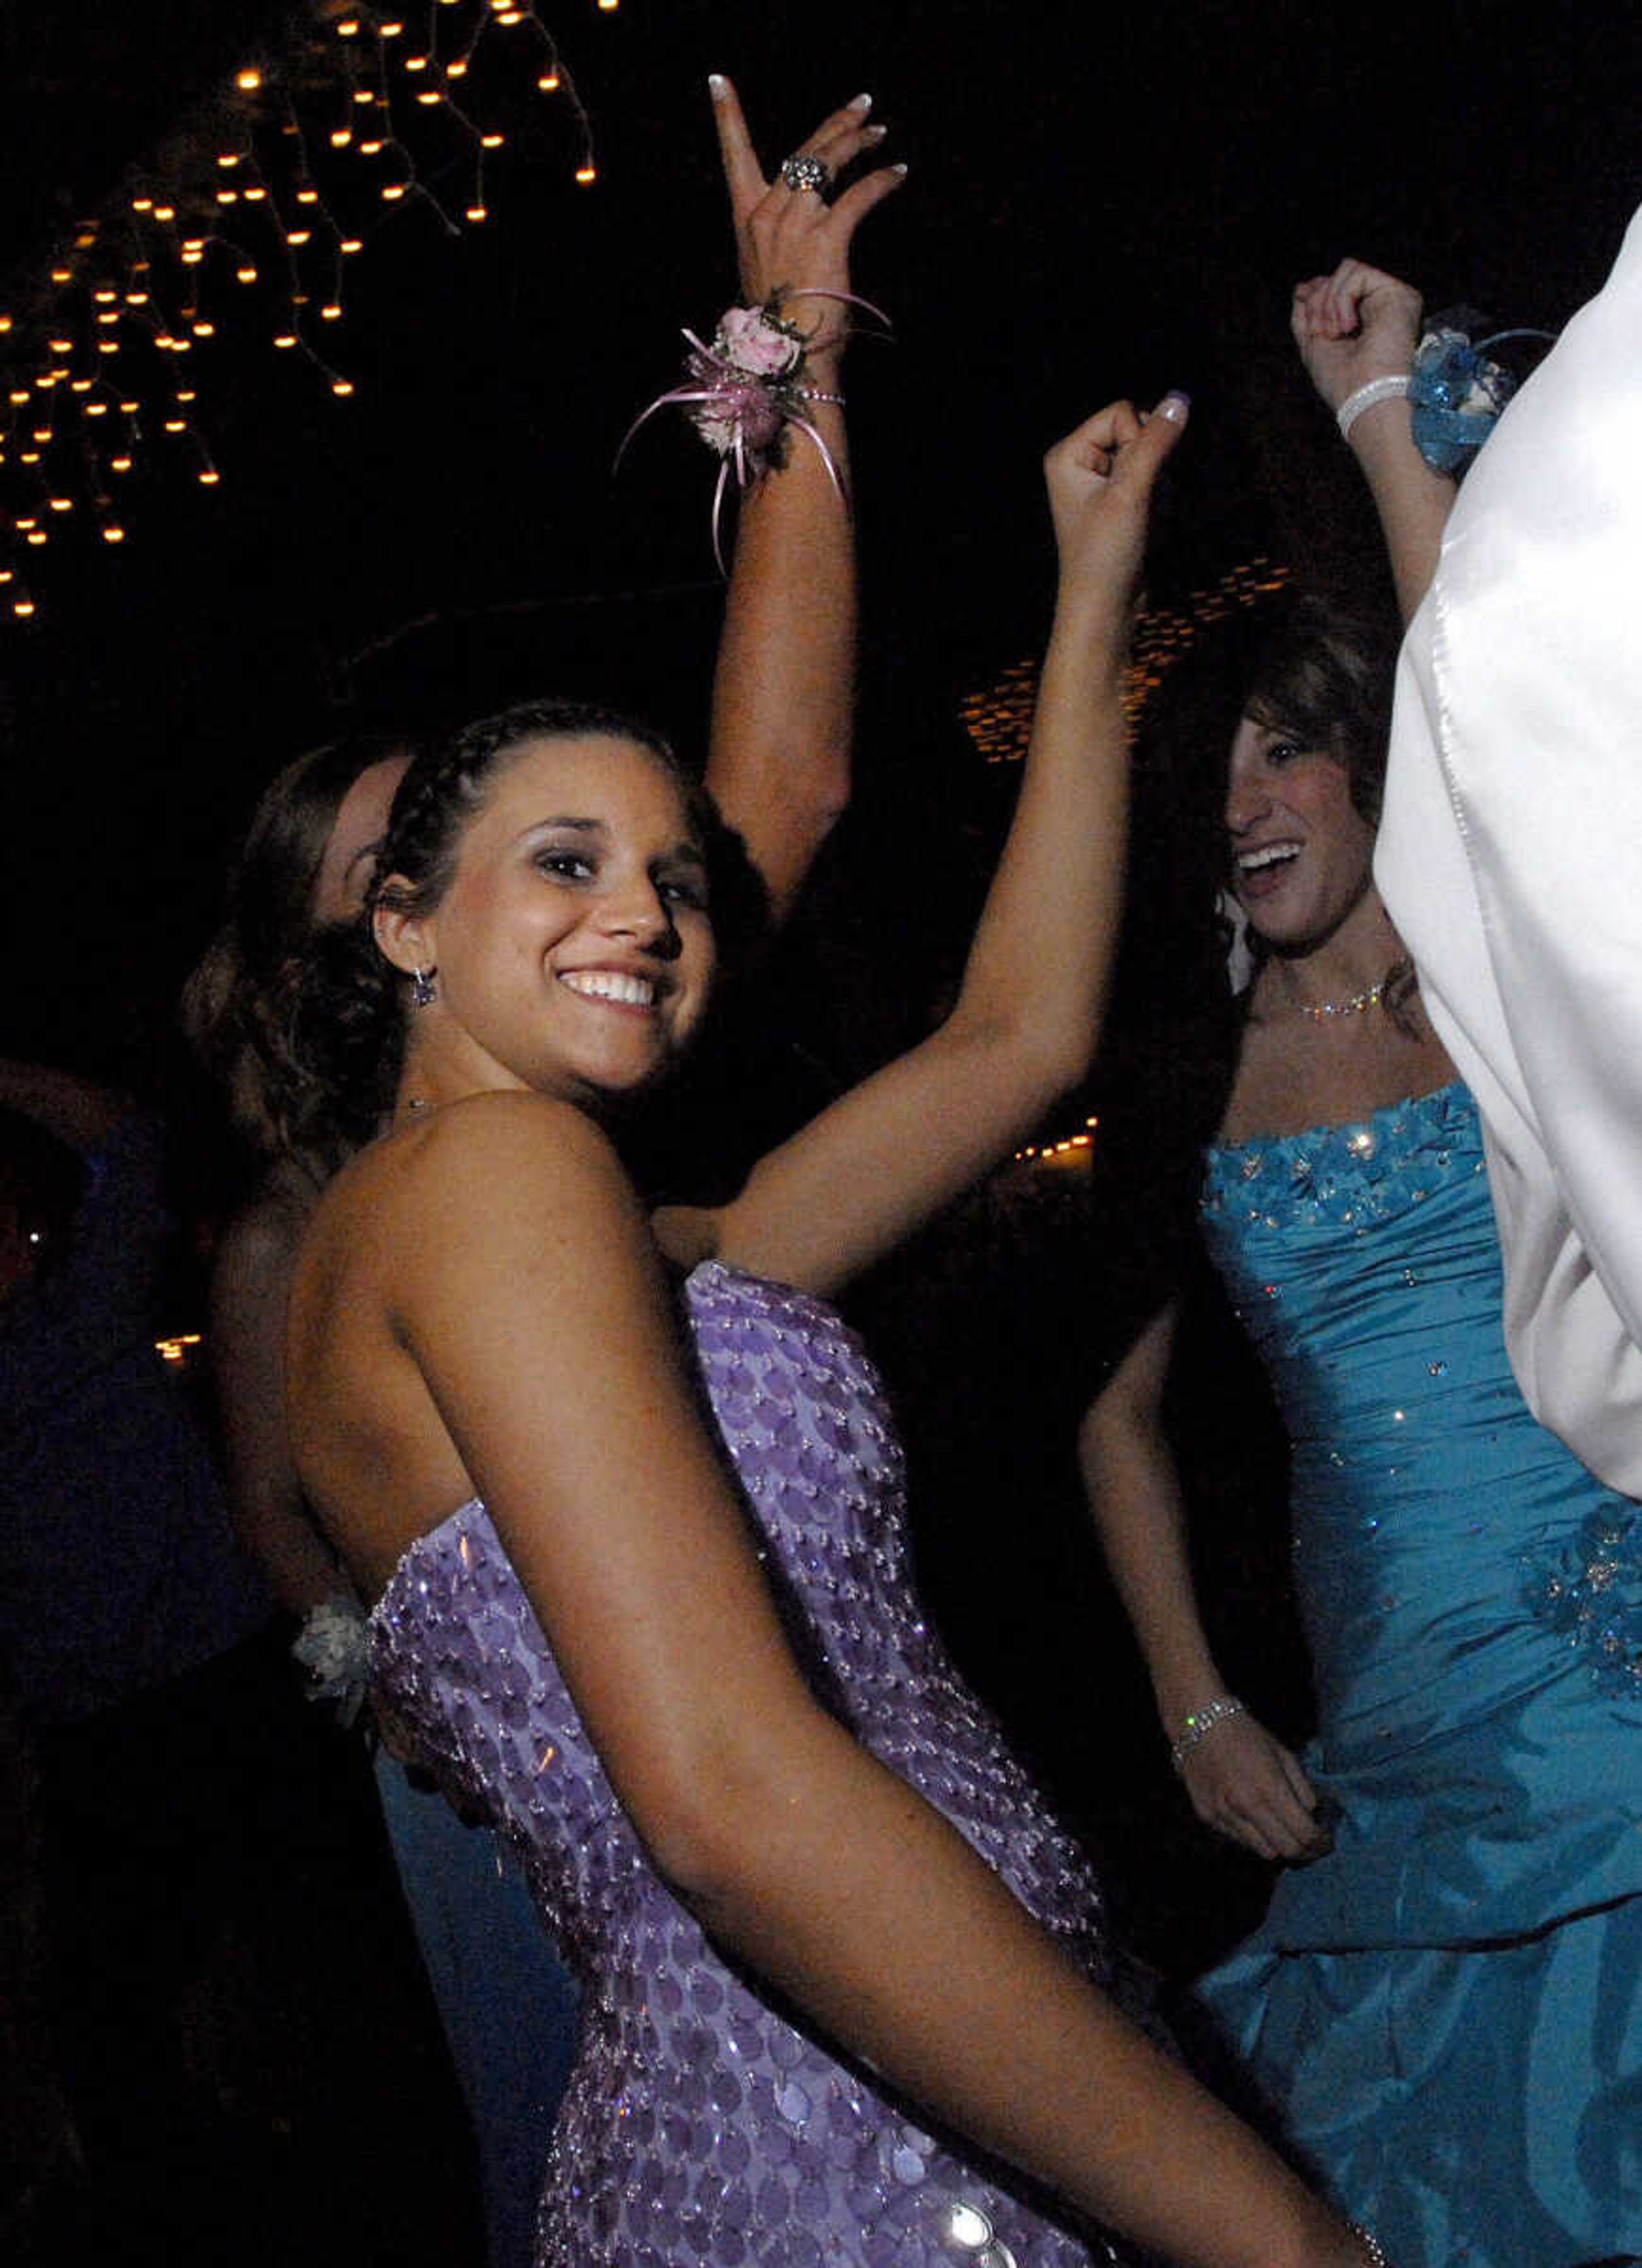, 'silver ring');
778,153,831,197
